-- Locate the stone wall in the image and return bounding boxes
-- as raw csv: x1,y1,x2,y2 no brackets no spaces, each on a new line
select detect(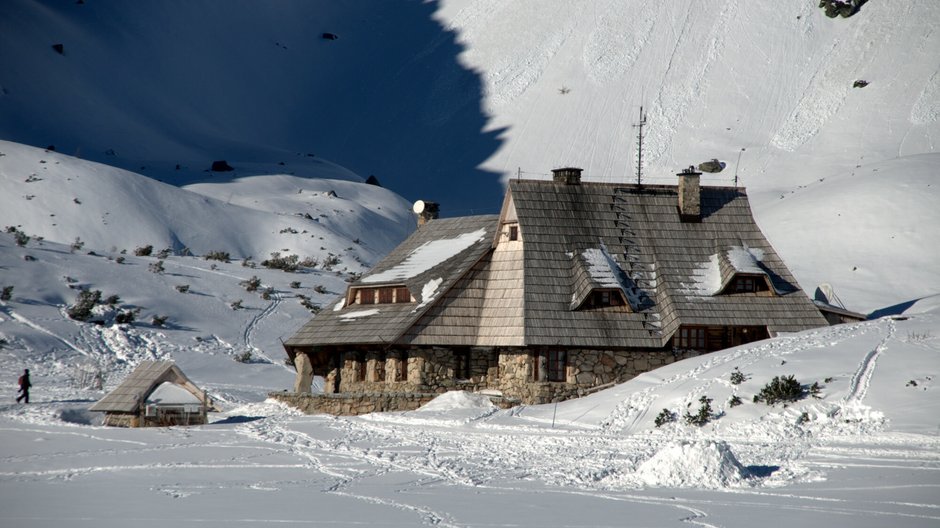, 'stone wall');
270,391,438,415
289,346,703,413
